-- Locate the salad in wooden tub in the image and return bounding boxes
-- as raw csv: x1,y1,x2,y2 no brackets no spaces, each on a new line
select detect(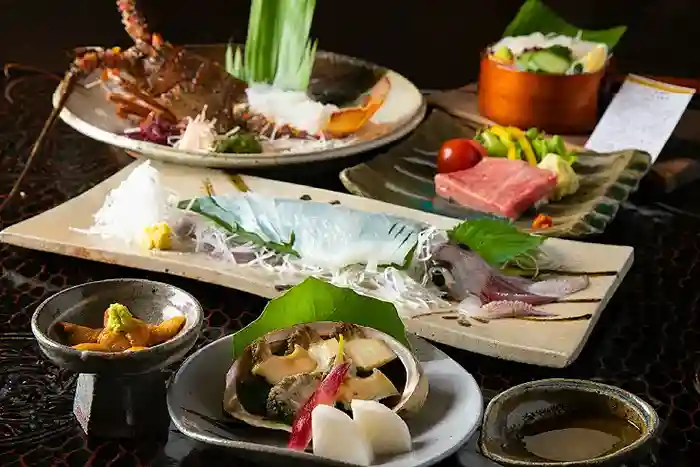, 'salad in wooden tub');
478,0,627,134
